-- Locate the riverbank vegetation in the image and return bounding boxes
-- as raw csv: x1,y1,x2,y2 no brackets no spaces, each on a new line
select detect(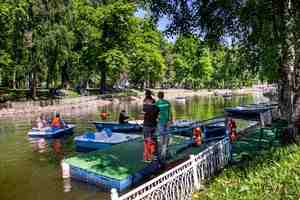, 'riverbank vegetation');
194,143,300,200
0,0,260,101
